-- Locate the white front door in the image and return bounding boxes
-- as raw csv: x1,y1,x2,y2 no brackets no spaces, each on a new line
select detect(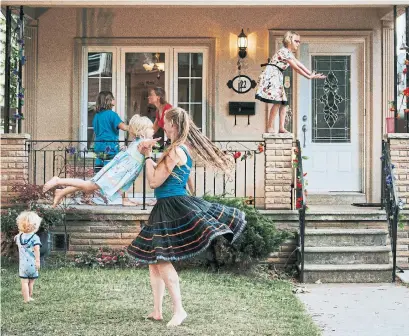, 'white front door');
297,42,363,192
